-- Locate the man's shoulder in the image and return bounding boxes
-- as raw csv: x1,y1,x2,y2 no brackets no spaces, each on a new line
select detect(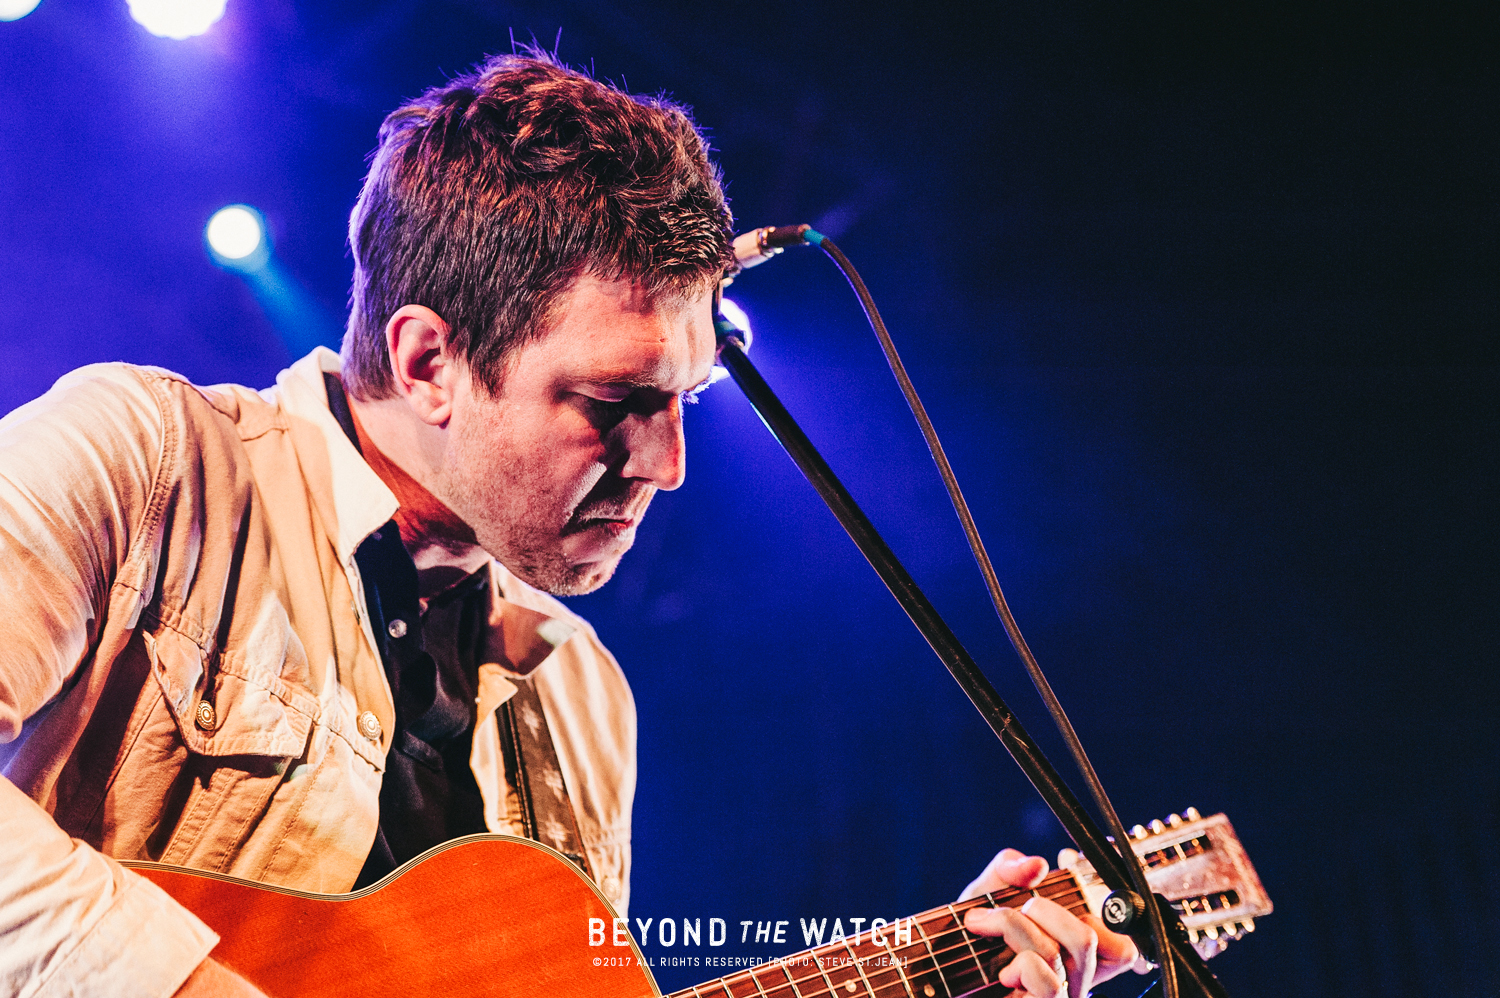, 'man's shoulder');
19,360,282,434
1,362,230,458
